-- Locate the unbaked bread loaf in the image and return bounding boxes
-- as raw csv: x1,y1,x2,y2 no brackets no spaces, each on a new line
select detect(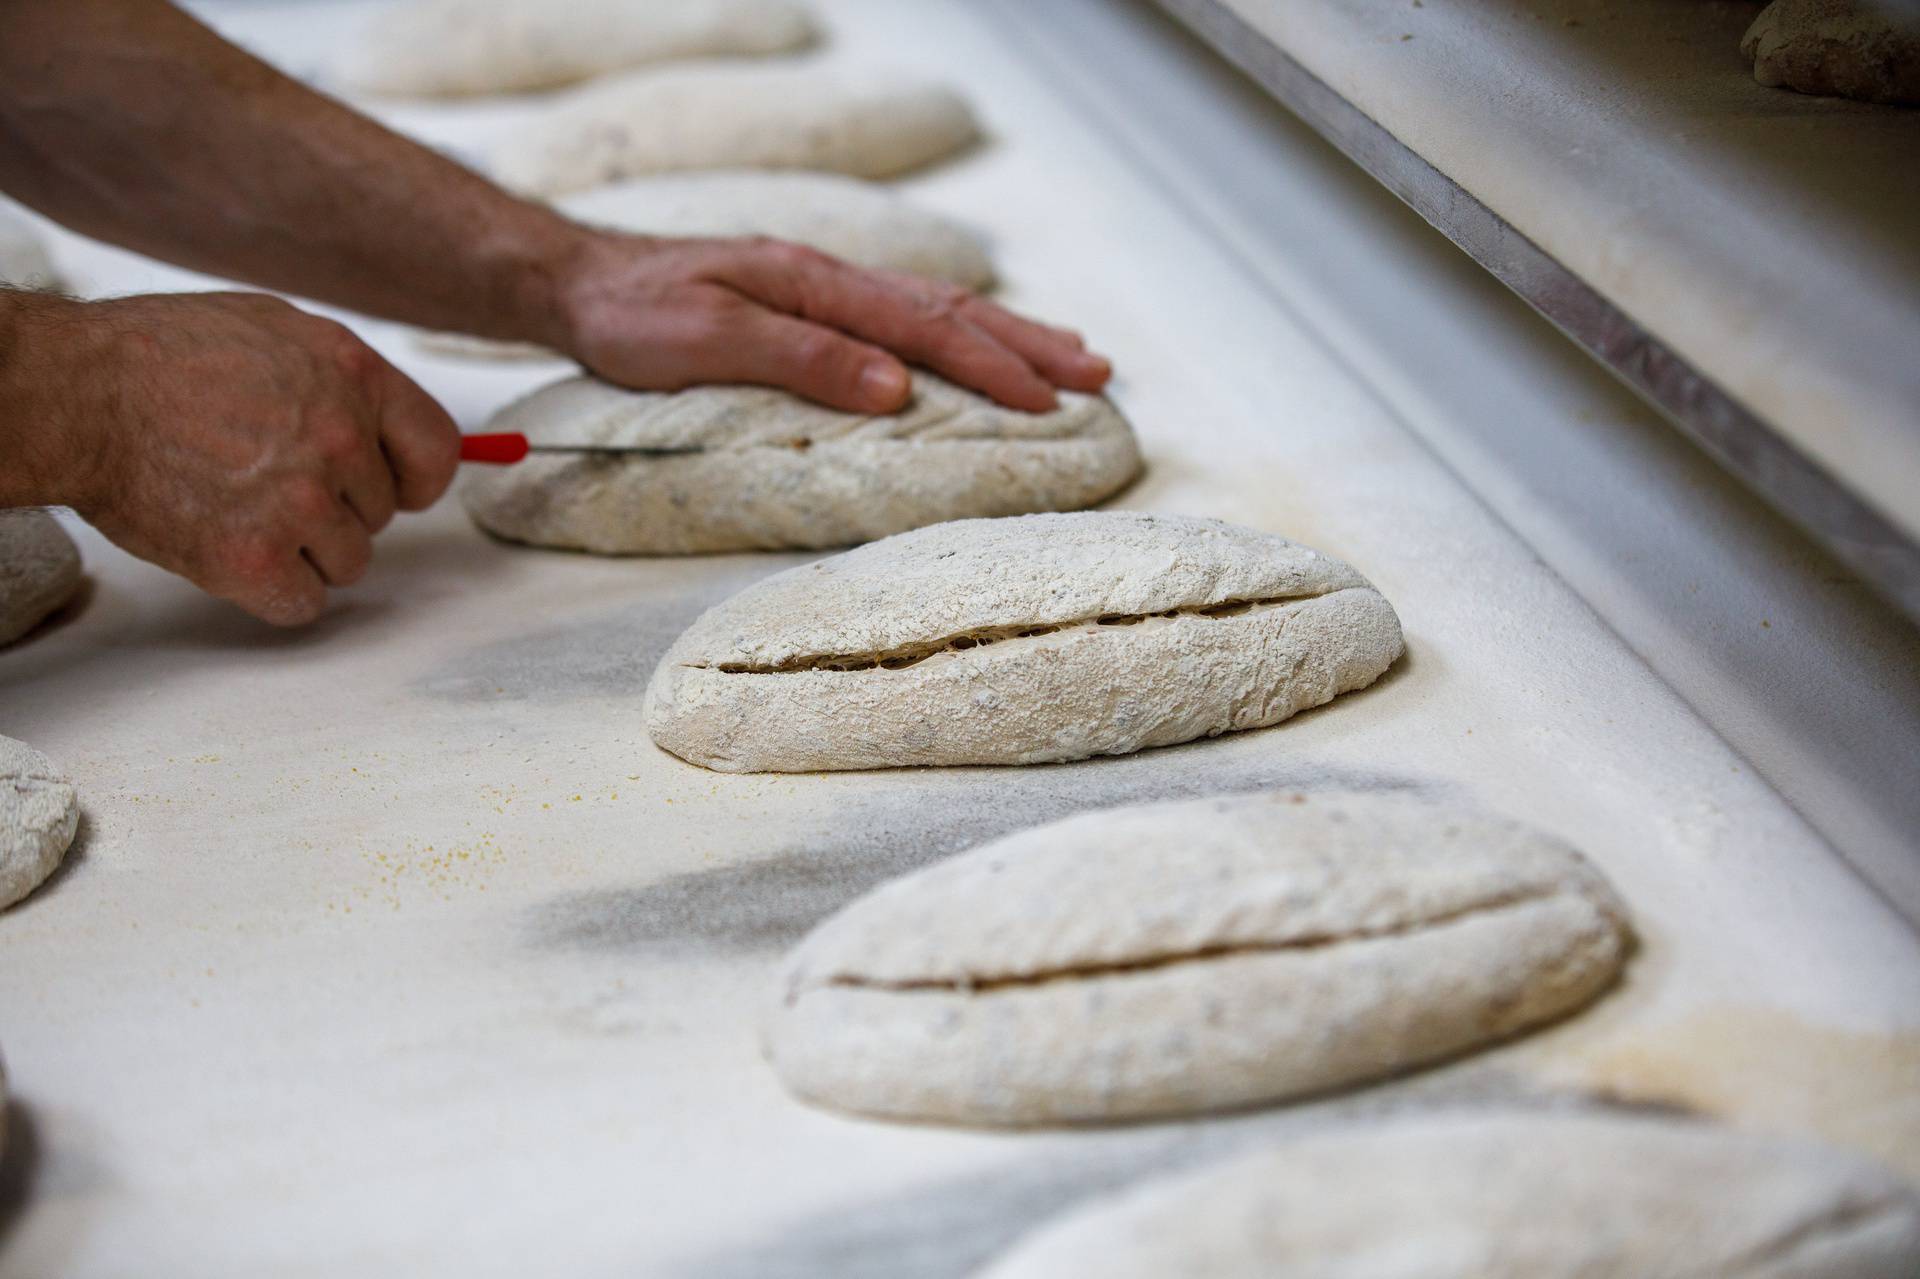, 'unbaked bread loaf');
493,63,980,196
334,0,819,99
460,374,1141,554
645,511,1403,771
767,792,1632,1125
